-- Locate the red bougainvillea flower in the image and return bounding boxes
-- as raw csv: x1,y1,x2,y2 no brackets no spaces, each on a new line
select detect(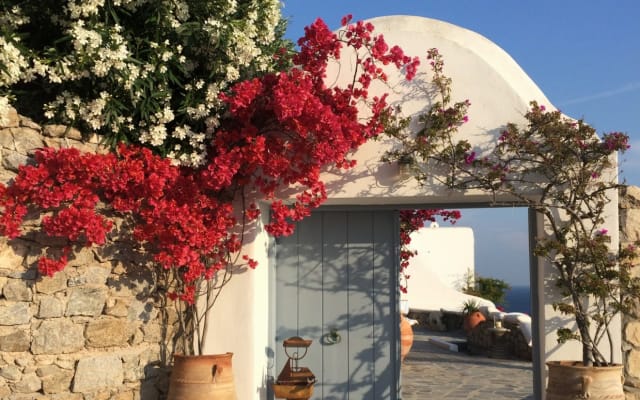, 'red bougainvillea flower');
0,17,423,304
